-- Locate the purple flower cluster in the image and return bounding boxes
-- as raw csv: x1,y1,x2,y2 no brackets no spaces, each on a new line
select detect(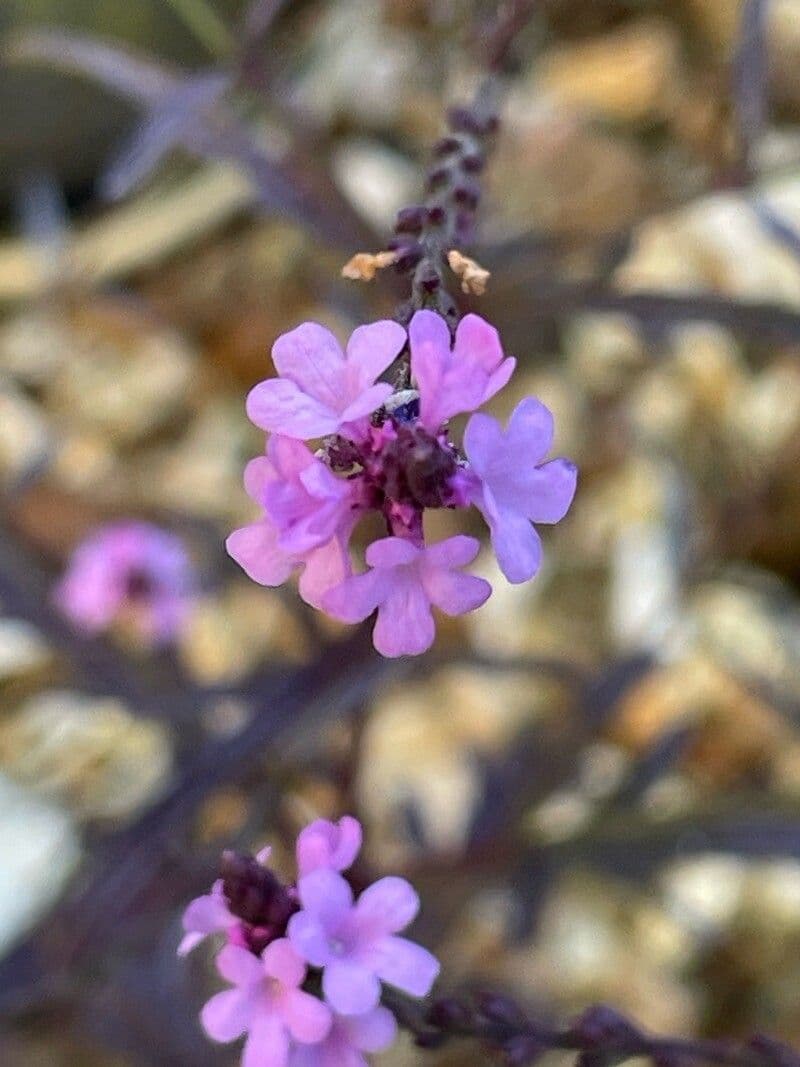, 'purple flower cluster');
53,520,194,644
227,310,577,657
180,816,439,1067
